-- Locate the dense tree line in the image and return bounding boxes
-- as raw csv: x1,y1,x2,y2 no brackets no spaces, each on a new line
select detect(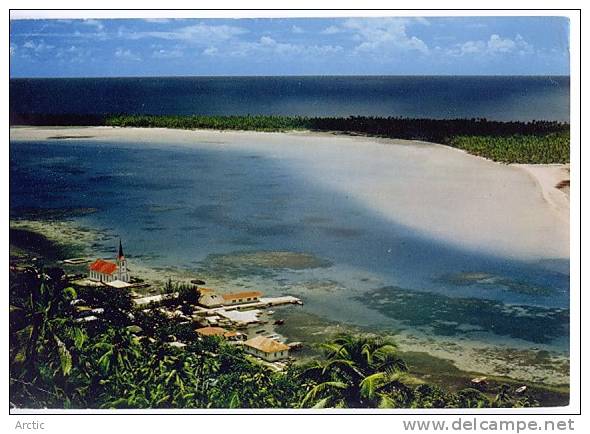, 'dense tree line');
10,113,569,164
449,133,569,164
10,268,540,409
